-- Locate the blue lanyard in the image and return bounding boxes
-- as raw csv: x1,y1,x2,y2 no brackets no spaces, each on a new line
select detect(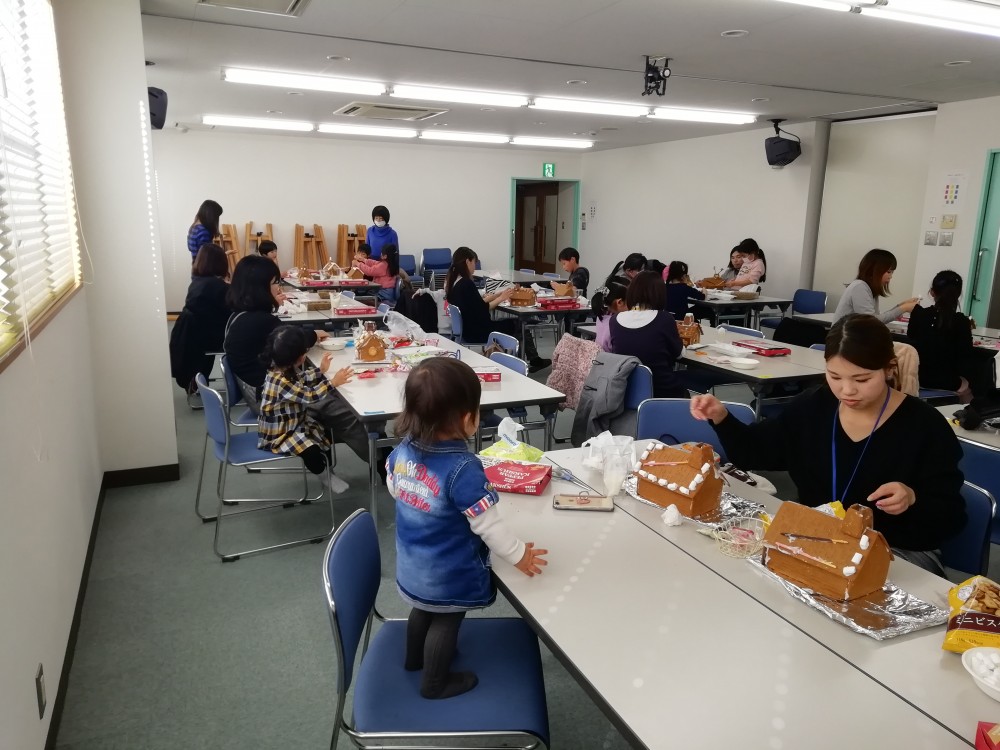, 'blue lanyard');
831,388,891,503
